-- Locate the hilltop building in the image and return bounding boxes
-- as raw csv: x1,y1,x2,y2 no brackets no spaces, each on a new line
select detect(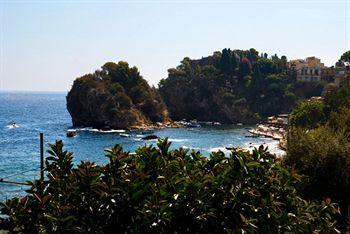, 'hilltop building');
288,57,324,82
